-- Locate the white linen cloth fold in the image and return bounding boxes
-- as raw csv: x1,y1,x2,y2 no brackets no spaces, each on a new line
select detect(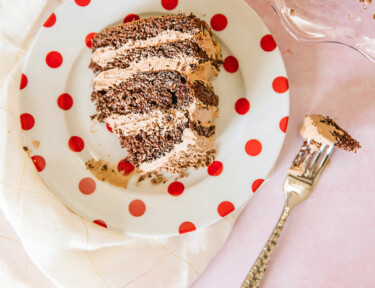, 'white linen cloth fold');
0,1,237,287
